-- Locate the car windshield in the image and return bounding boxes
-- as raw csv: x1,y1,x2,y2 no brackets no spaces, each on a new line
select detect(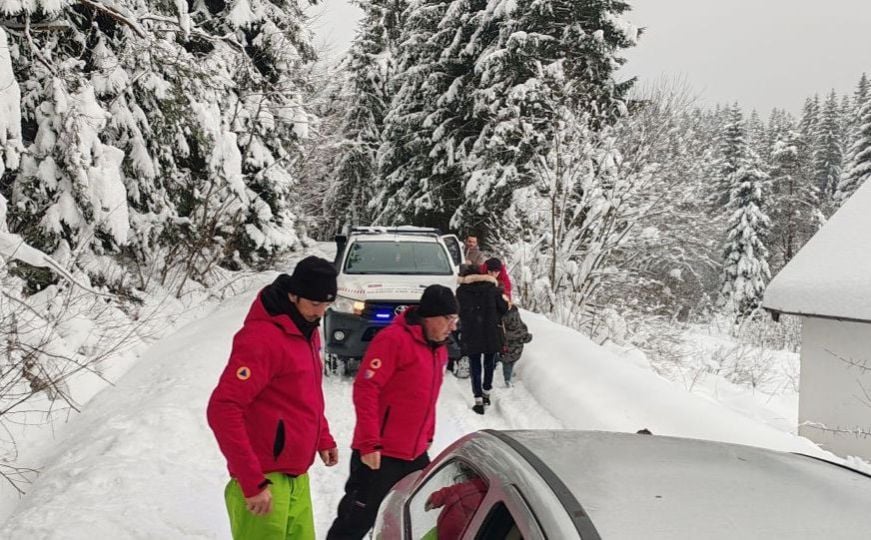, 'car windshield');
343,241,453,275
